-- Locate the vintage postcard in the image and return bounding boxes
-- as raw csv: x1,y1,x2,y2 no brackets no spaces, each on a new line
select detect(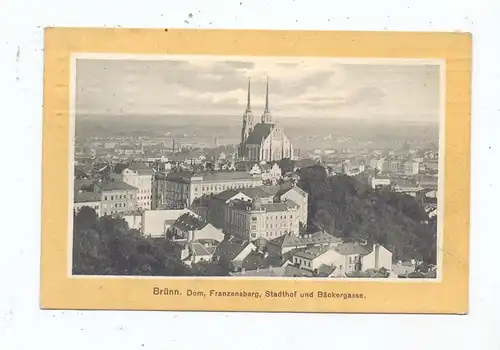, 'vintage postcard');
41,28,471,313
